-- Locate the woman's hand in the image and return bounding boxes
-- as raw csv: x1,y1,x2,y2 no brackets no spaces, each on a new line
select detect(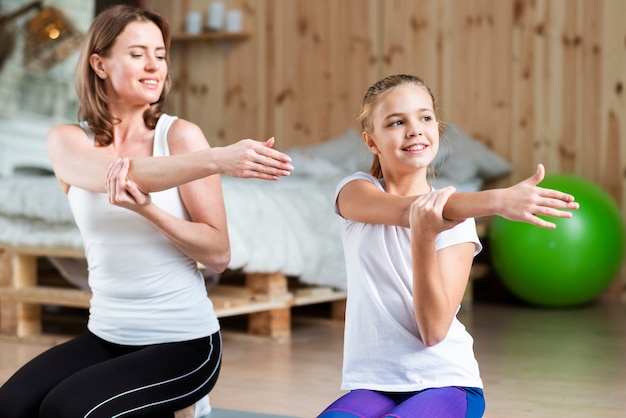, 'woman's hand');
106,157,151,211
497,164,579,228
216,137,294,180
